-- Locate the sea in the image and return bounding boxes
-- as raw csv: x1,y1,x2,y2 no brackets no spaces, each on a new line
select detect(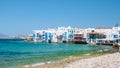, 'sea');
0,39,113,68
